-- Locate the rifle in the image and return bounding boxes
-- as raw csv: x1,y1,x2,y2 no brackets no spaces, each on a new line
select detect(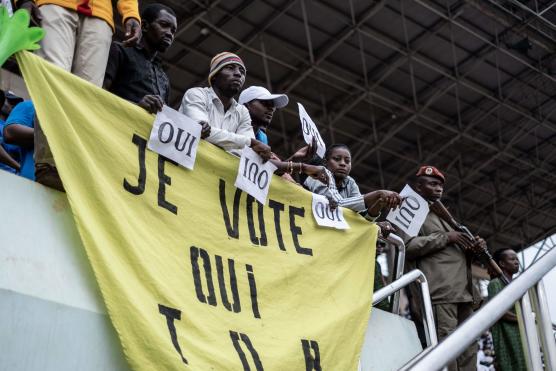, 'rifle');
429,200,510,286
